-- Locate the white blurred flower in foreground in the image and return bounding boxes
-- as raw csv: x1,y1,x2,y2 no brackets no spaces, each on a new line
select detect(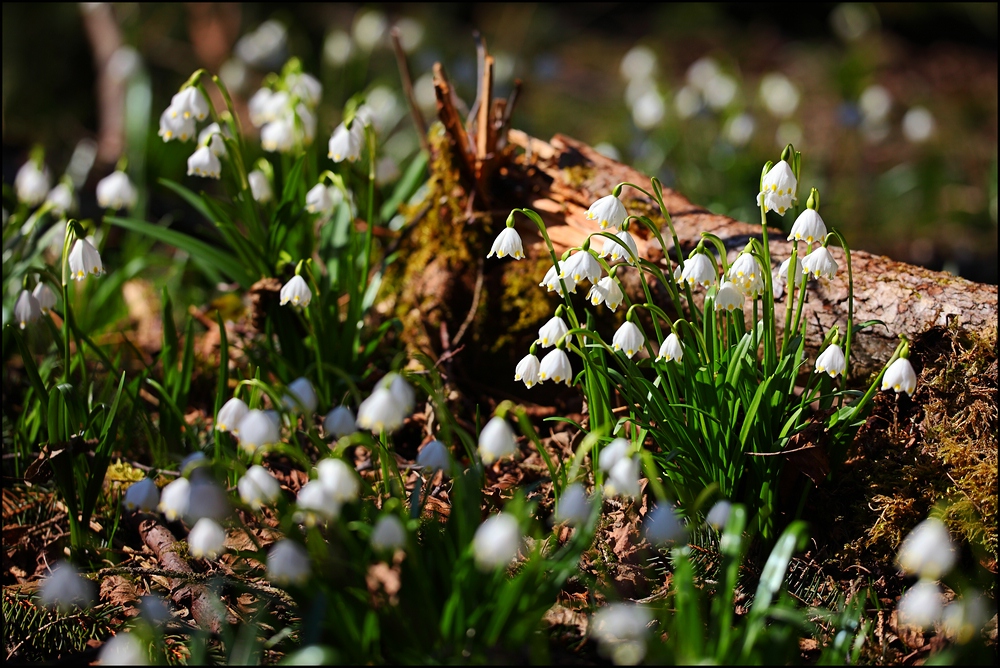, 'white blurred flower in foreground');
187,146,222,179
759,73,800,118
295,481,340,525
238,465,281,509
68,238,104,280
756,160,797,215
317,458,360,503
248,170,272,203
706,500,732,530
328,122,364,162
14,290,40,329
599,438,631,473
645,505,685,545
515,353,541,388
169,87,209,121
897,517,954,579
473,514,520,570
587,276,624,311
33,282,56,315
215,397,249,436
882,358,918,397
267,540,310,586
656,333,684,363
417,440,451,472
902,107,935,143
815,344,846,379
98,631,148,666
96,171,137,210
158,108,196,142
612,321,645,359
357,387,405,432
305,182,335,216
124,477,159,512
188,518,226,559
942,593,989,643
479,416,517,464
788,208,827,245
386,373,415,415
158,478,189,521
324,406,357,439
605,456,641,499
586,195,627,230
591,604,652,666
554,483,592,526
488,226,524,260
280,275,312,308
539,349,573,385
46,183,74,215
537,316,569,348
15,161,50,206
261,117,295,153
39,562,94,612
801,247,839,280
371,515,407,552
237,409,281,453
283,377,317,414
898,580,943,630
